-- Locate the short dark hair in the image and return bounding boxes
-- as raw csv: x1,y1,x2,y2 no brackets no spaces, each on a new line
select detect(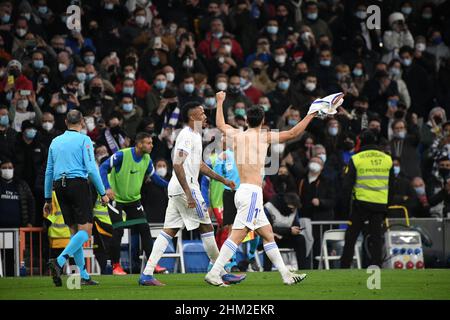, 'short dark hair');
182,101,202,122
359,129,378,147
247,105,265,128
66,110,82,125
135,132,152,143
